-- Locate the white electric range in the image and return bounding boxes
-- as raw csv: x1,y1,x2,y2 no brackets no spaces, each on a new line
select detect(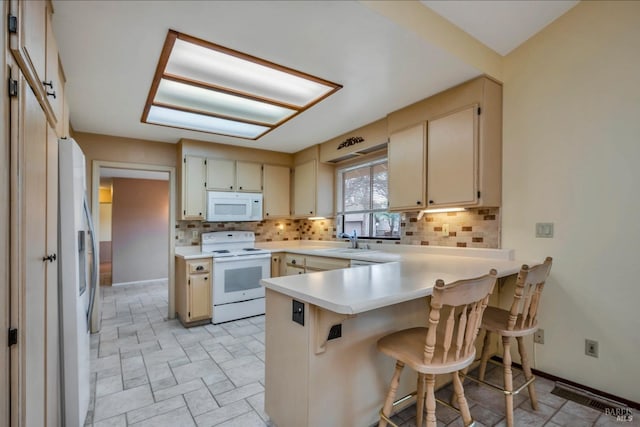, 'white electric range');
201,231,270,324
